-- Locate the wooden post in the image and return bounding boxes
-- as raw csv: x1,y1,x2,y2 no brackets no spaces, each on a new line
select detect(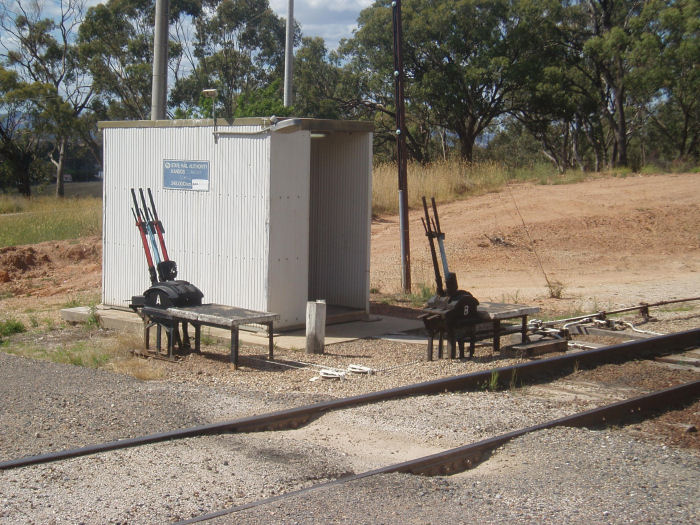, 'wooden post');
306,300,326,354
